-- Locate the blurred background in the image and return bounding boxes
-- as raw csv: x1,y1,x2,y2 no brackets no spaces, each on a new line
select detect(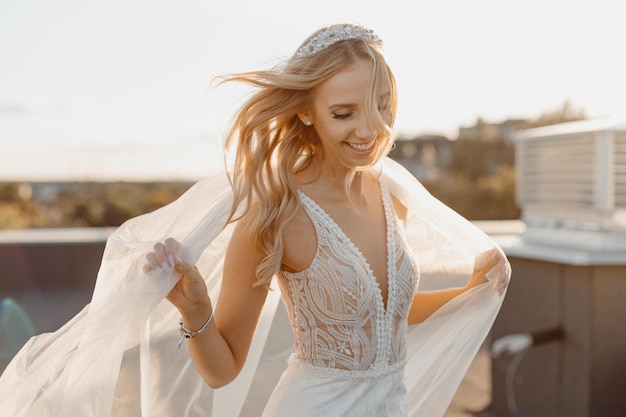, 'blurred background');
1,1,625,416
1,0,624,225
2,0,624,225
